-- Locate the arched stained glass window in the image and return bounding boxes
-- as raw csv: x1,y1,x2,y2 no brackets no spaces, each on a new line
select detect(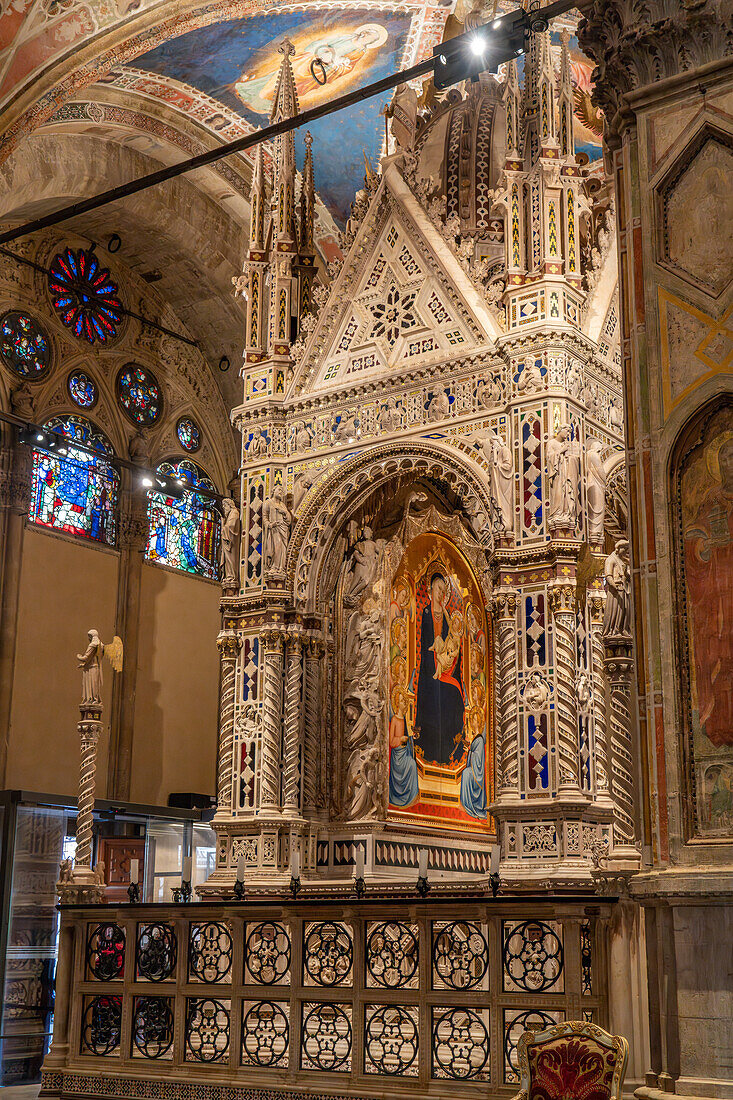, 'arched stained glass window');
67,369,98,409
30,415,118,545
0,311,50,378
117,365,161,426
48,247,122,344
145,460,220,579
